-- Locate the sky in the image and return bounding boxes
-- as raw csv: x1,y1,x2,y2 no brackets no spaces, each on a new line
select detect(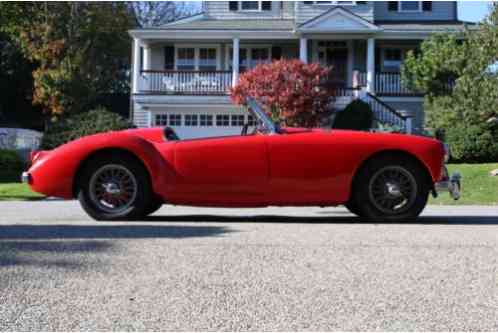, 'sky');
457,1,492,22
